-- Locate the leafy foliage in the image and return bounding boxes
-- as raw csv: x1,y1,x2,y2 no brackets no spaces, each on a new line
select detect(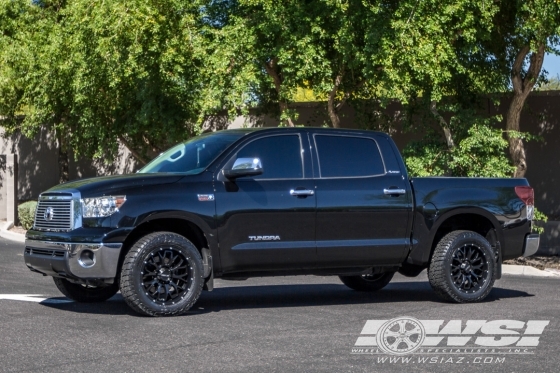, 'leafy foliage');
1,0,205,166
533,208,548,234
537,74,560,91
18,201,37,230
404,119,516,178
